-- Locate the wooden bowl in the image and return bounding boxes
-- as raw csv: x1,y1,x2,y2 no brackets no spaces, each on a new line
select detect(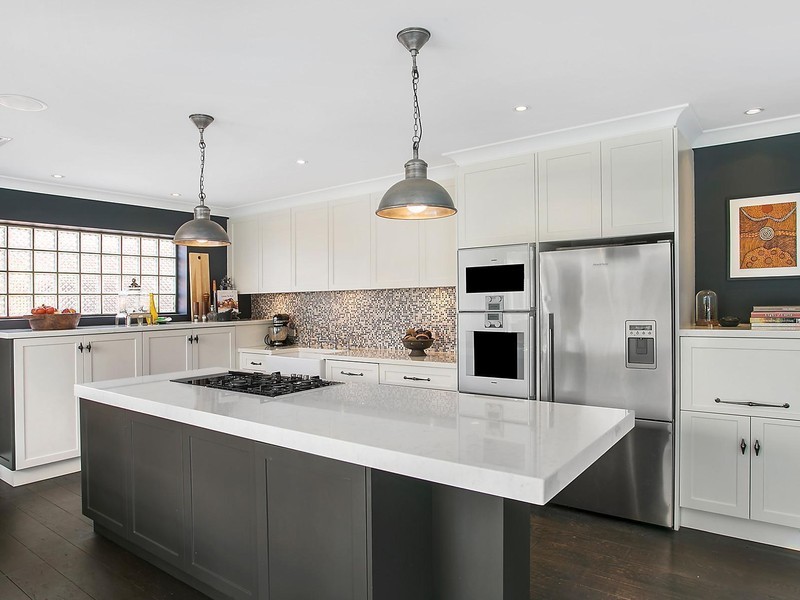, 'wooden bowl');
28,313,81,330
402,338,434,357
